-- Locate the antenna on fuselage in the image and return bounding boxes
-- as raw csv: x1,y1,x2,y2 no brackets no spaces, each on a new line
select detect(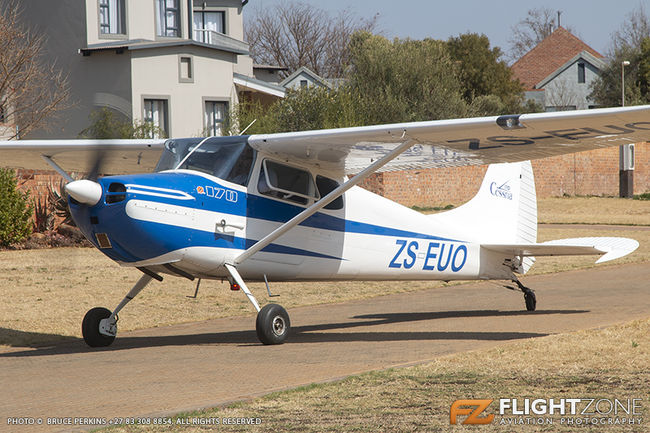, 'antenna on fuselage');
239,118,257,135
174,135,213,170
